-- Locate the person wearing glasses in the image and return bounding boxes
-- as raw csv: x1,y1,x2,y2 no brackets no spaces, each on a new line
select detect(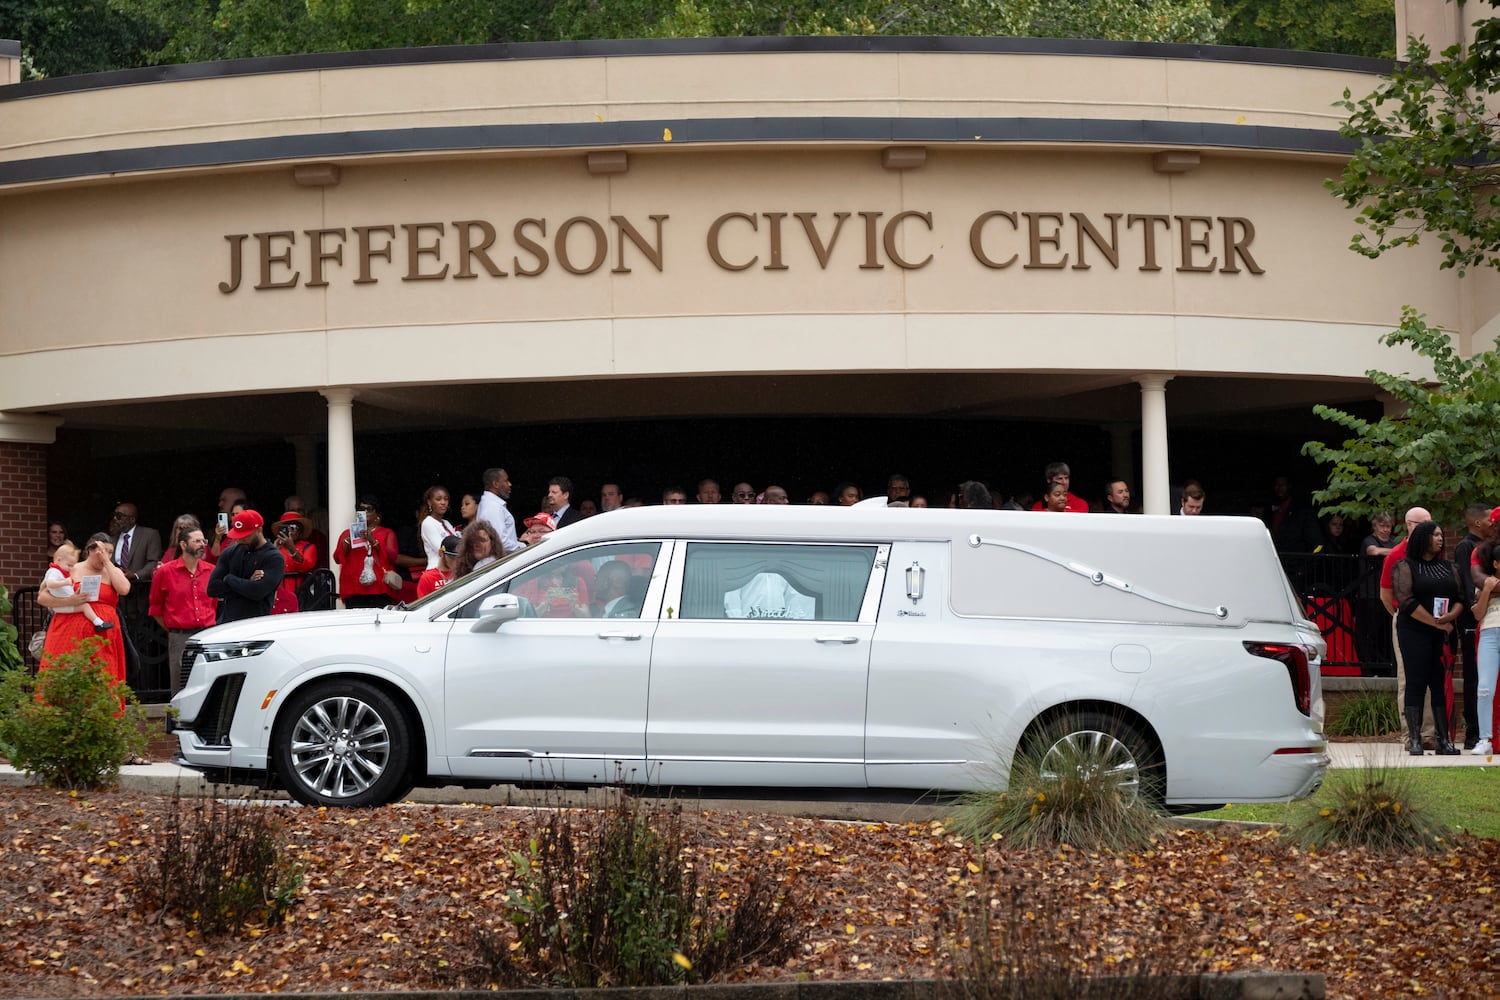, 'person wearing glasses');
731,483,757,504
107,502,162,588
